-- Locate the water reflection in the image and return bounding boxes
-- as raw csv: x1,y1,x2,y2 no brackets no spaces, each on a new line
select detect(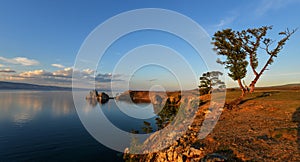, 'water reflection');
51,93,75,115
0,91,123,161
84,95,181,134
84,97,158,133
85,98,112,108
86,99,98,108
13,113,32,127
0,91,75,126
